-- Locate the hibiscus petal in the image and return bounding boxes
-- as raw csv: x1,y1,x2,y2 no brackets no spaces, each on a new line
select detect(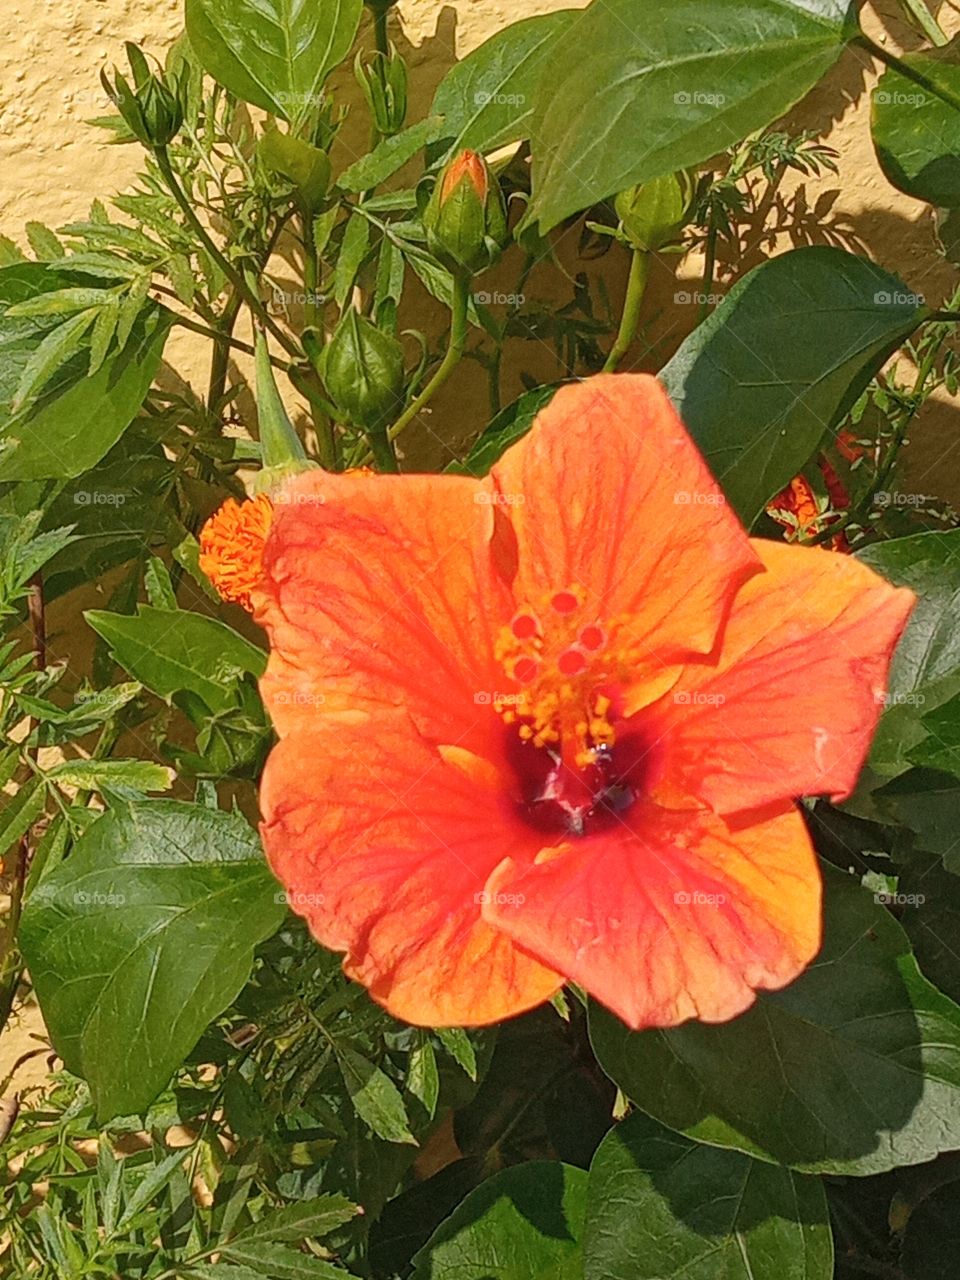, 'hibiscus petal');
482,802,820,1030
254,470,515,748
645,540,916,812
490,374,761,662
259,716,563,1026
